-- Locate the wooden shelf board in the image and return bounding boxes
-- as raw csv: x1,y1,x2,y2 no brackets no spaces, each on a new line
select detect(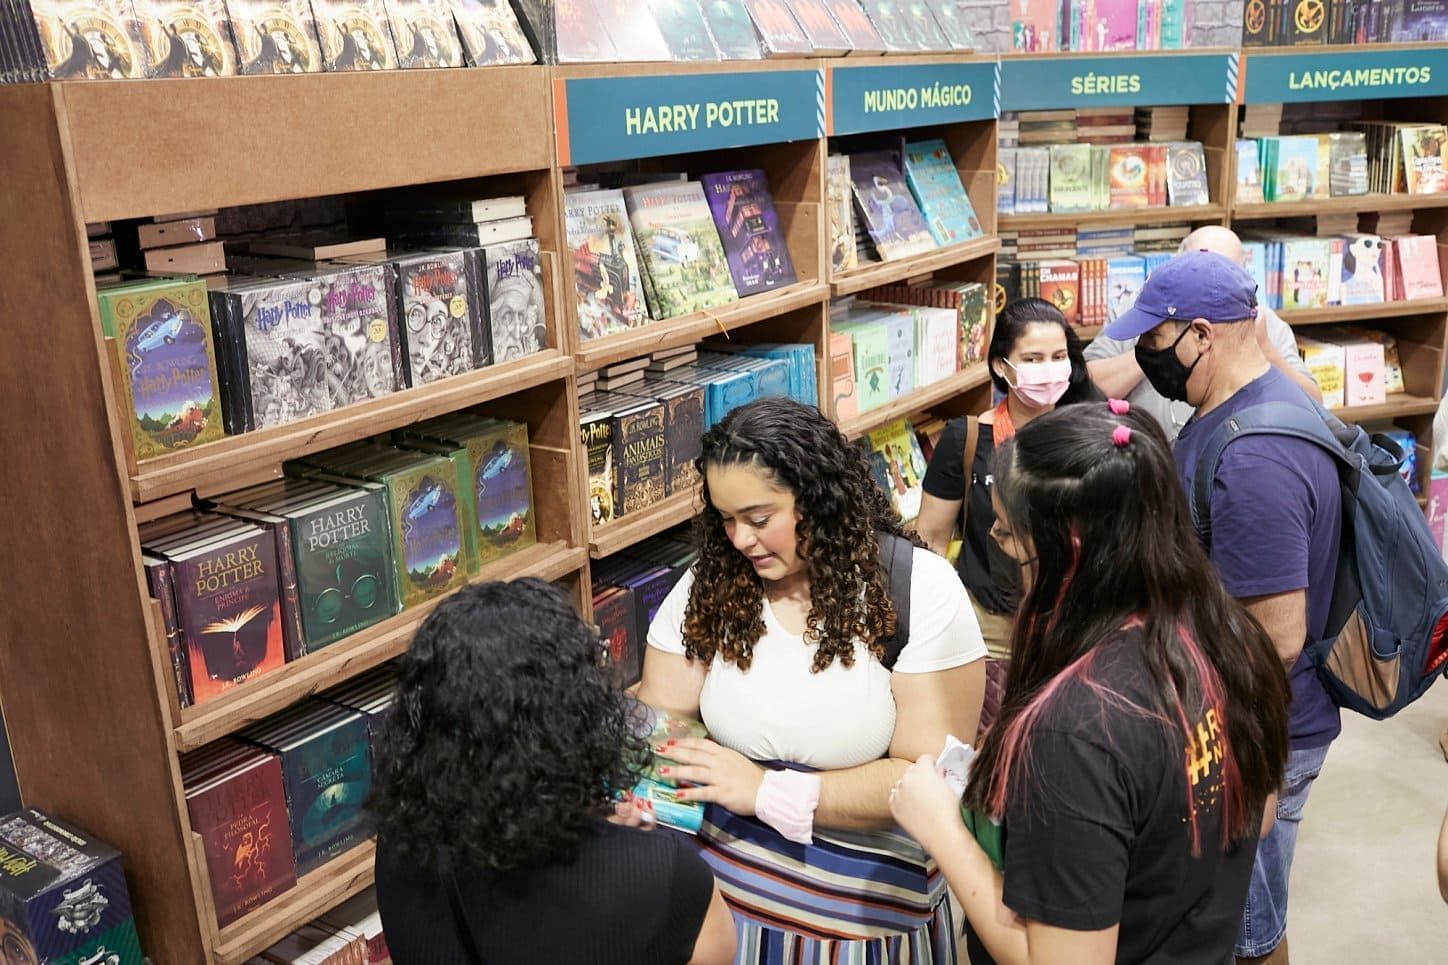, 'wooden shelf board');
840,364,991,440
999,205,1225,232
830,237,999,297
1279,298,1448,326
174,541,586,751
1231,193,1448,221
575,282,828,372
590,489,699,559
1333,394,1440,424
130,351,572,505
60,69,553,223
213,841,375,965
